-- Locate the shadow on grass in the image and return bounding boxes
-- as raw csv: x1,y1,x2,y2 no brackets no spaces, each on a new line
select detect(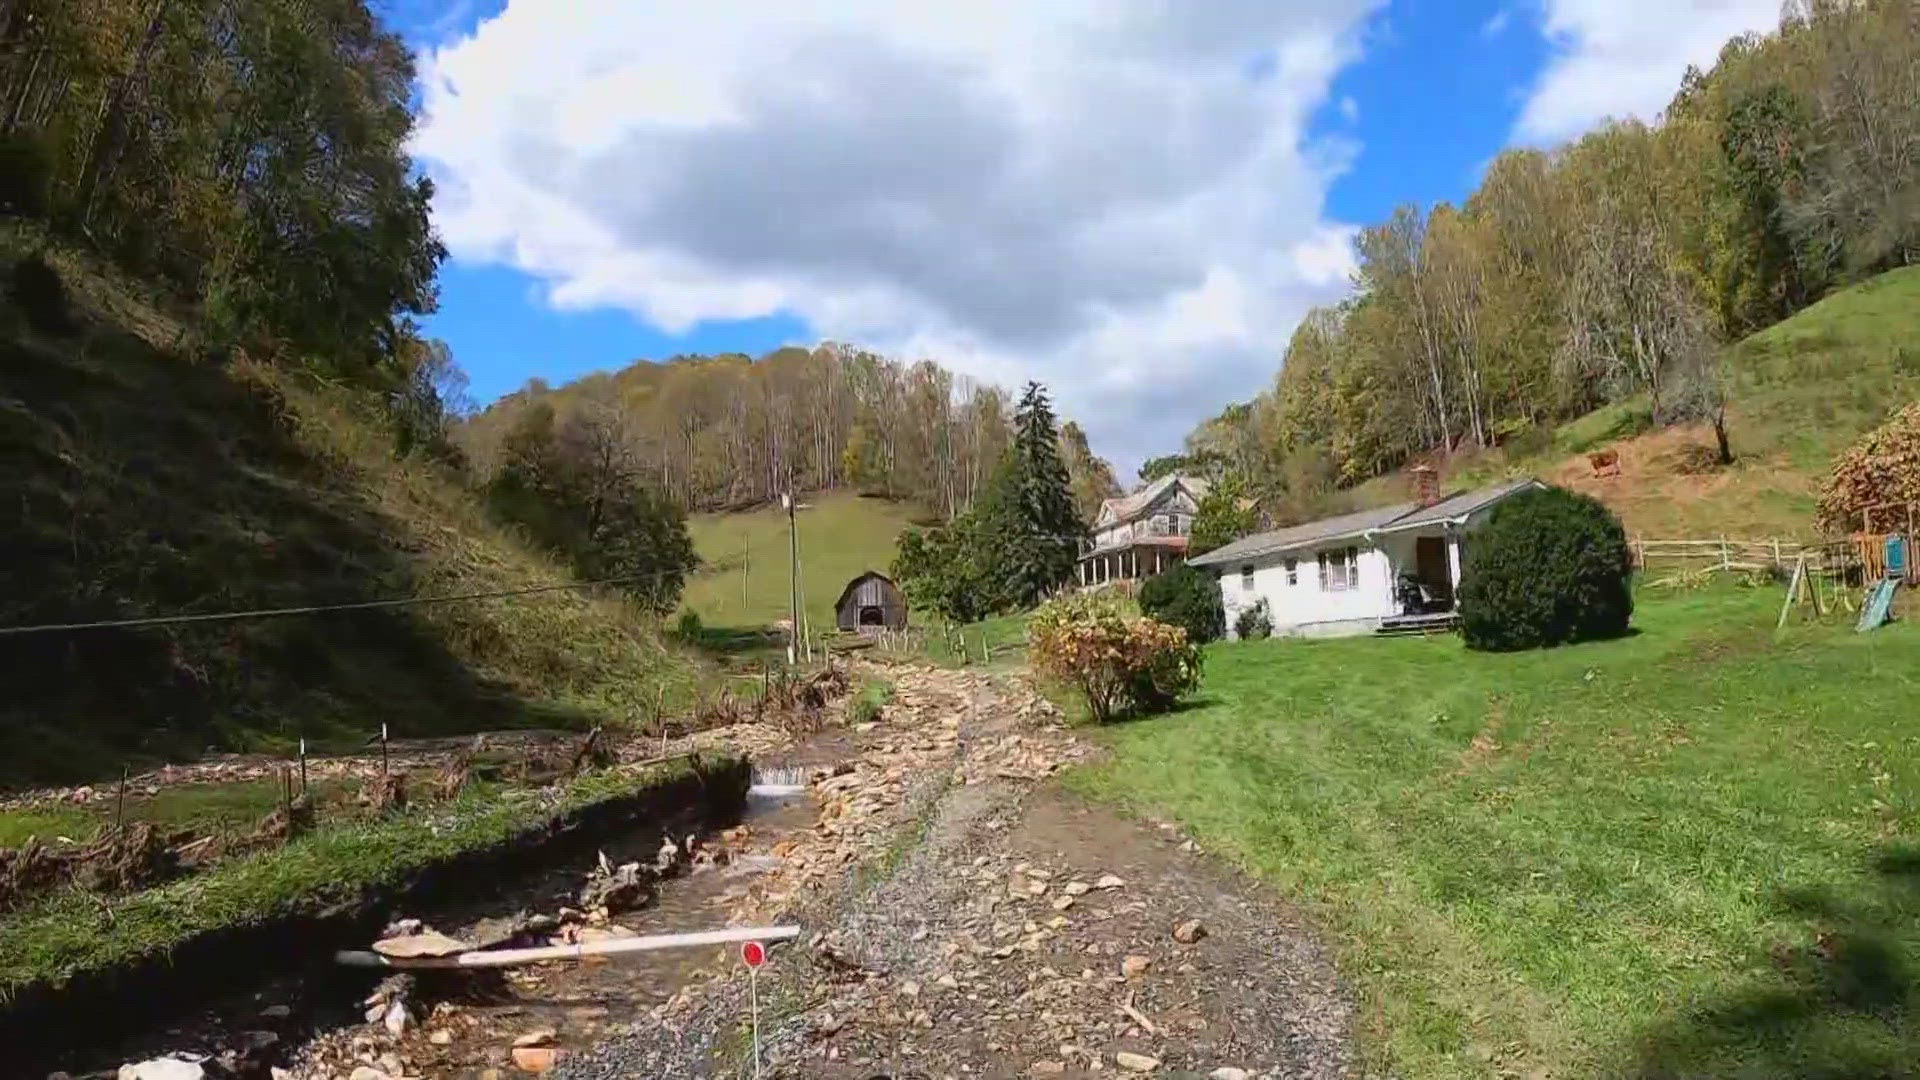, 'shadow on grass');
1627,843,1920,1078
678,624,785,660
